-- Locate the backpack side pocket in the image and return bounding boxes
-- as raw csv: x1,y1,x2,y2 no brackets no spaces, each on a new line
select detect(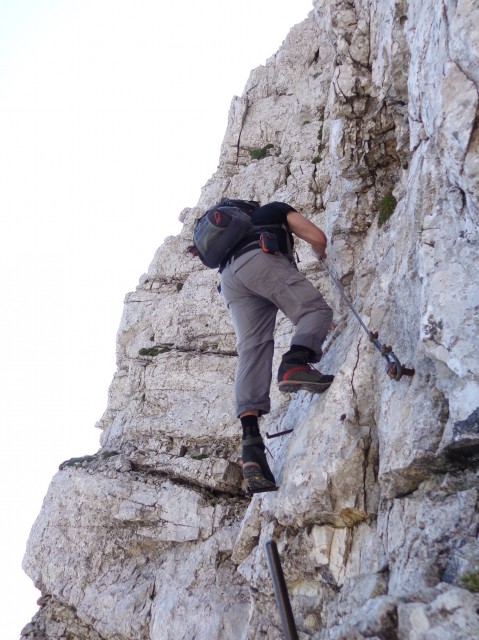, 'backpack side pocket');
259,231,279,255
